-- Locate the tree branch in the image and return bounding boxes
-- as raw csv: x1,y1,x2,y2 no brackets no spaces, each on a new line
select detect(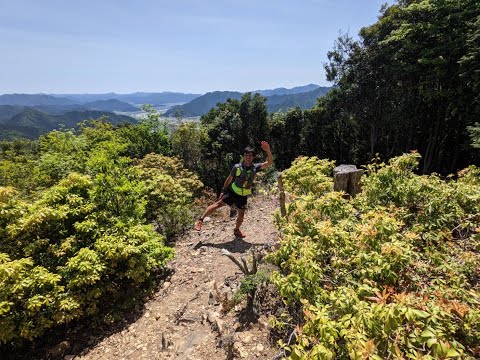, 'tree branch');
221,249,248,274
